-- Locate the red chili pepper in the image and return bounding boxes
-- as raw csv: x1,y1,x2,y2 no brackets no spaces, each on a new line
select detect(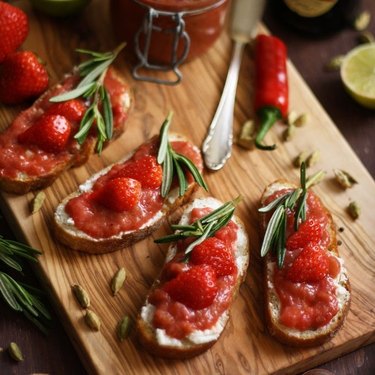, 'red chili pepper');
254,34,288,150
